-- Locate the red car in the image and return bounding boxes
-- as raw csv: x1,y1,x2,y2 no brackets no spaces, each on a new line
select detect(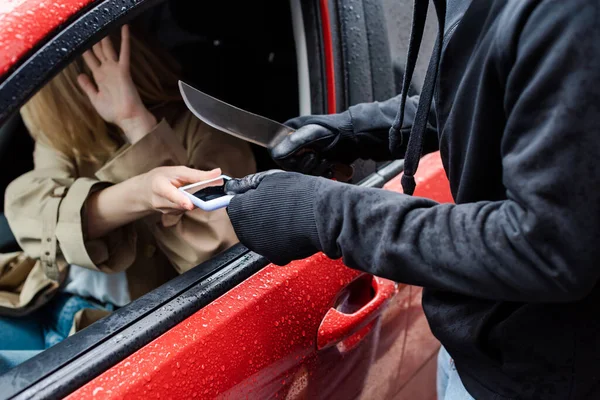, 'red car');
0,0,449,398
